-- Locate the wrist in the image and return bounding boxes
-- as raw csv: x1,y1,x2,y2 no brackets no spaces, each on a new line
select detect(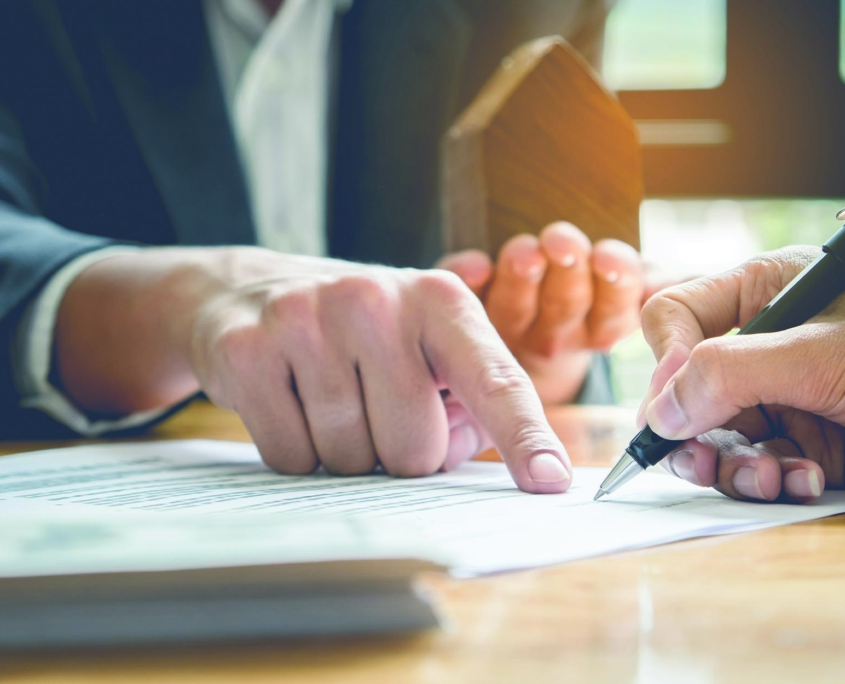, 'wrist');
54,247,234,414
